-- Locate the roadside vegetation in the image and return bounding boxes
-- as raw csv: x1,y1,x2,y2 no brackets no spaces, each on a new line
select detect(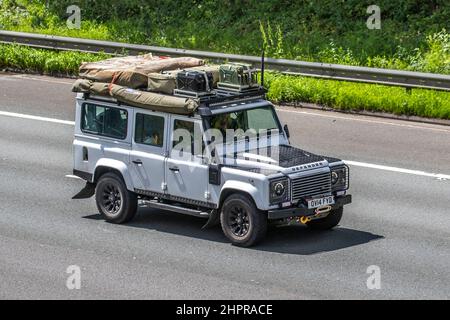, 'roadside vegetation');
0,0,449,119
0,44,110,75
265,73,450,119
